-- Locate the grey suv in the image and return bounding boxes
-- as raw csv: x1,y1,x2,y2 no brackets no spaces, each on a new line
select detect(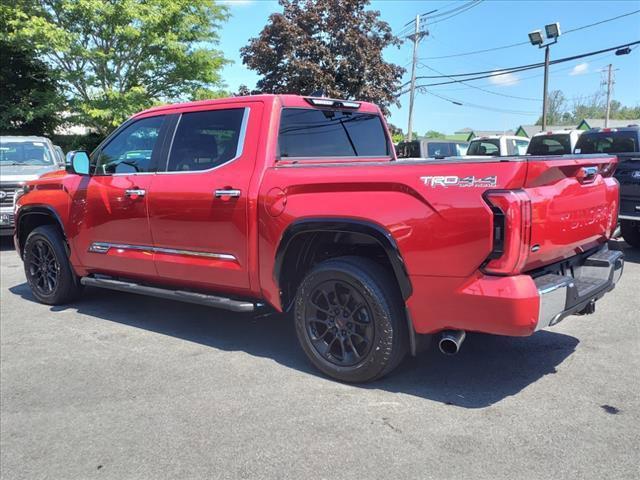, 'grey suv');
0,136,64,236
